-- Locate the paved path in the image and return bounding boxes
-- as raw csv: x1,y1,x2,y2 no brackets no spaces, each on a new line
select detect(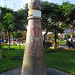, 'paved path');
58,45,69,48
0,67,69,75
58,45,75,51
